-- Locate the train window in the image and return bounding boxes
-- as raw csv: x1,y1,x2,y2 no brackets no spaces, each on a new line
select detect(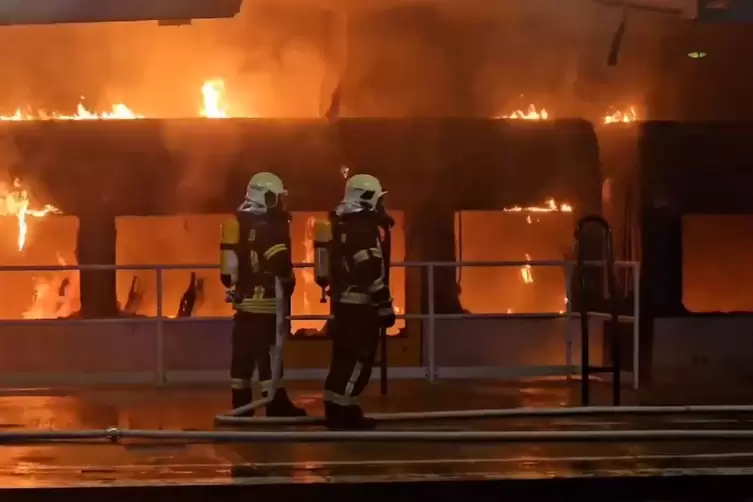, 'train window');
683,214,753,312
